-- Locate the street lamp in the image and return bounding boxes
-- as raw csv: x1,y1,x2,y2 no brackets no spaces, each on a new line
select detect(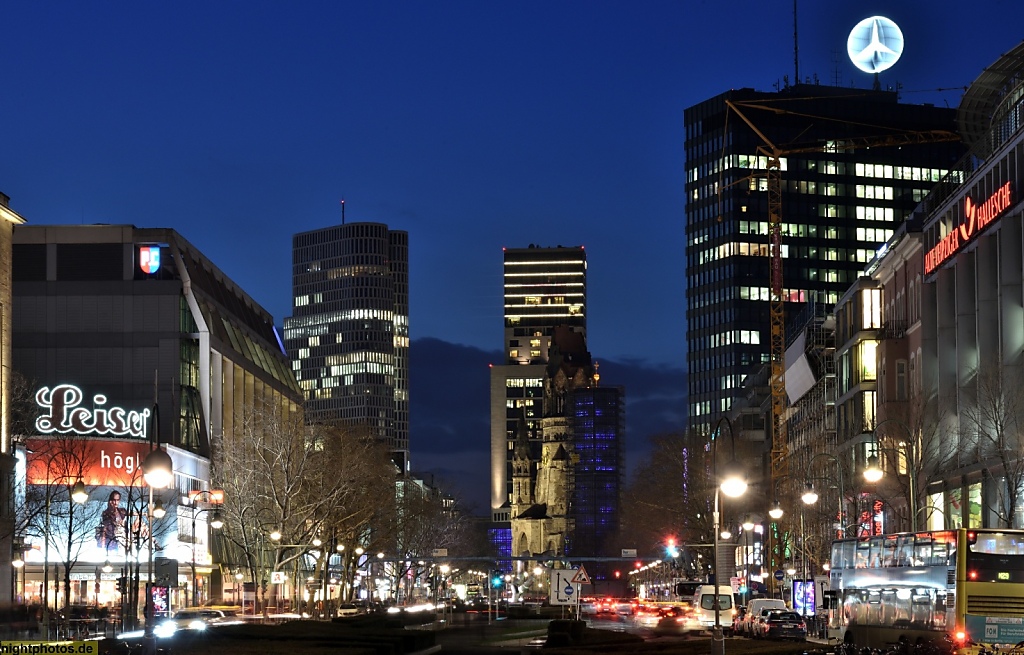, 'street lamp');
141,401,174,652
804,452,847,538
711,417,747,655
741,517,754,605
183,490,224,606
866,418,917,531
